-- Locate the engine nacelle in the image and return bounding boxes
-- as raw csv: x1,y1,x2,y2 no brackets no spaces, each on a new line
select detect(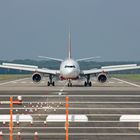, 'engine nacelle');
32,73,42,83
97,73,107,83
